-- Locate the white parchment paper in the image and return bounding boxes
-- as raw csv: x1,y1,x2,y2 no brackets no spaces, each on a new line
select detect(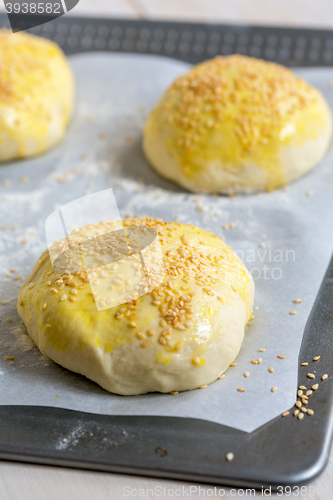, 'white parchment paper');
0,53,333,433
